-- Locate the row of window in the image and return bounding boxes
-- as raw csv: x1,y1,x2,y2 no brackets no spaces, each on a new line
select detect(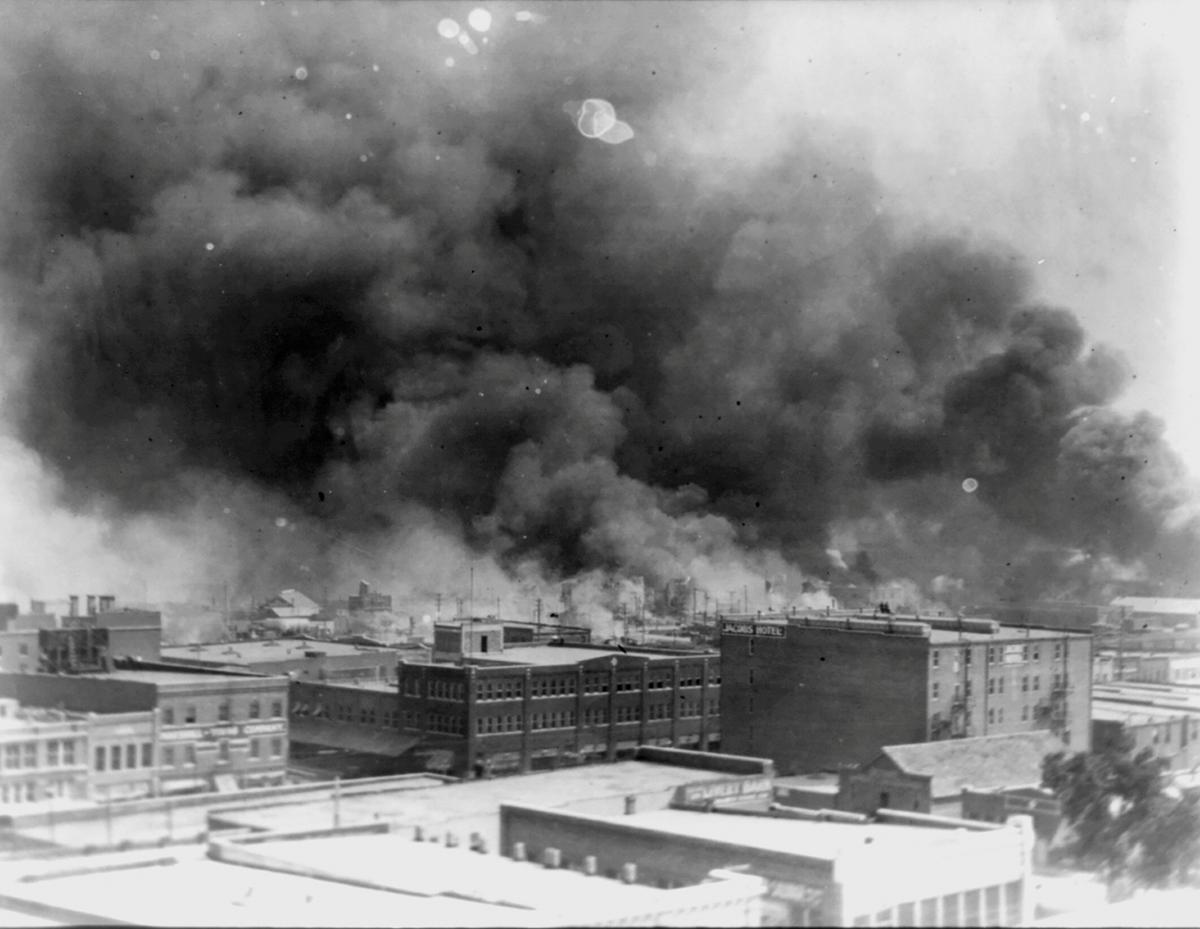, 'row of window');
2,739,82,771
162,699,283,726
932,671,1074,700
931,642,1067,670
427,713,465,735
94,742,153,772
159,737,284,767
